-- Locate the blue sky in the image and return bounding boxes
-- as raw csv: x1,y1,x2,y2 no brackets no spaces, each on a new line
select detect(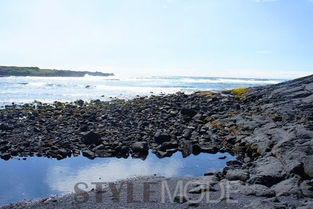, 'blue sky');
0,0,313,78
